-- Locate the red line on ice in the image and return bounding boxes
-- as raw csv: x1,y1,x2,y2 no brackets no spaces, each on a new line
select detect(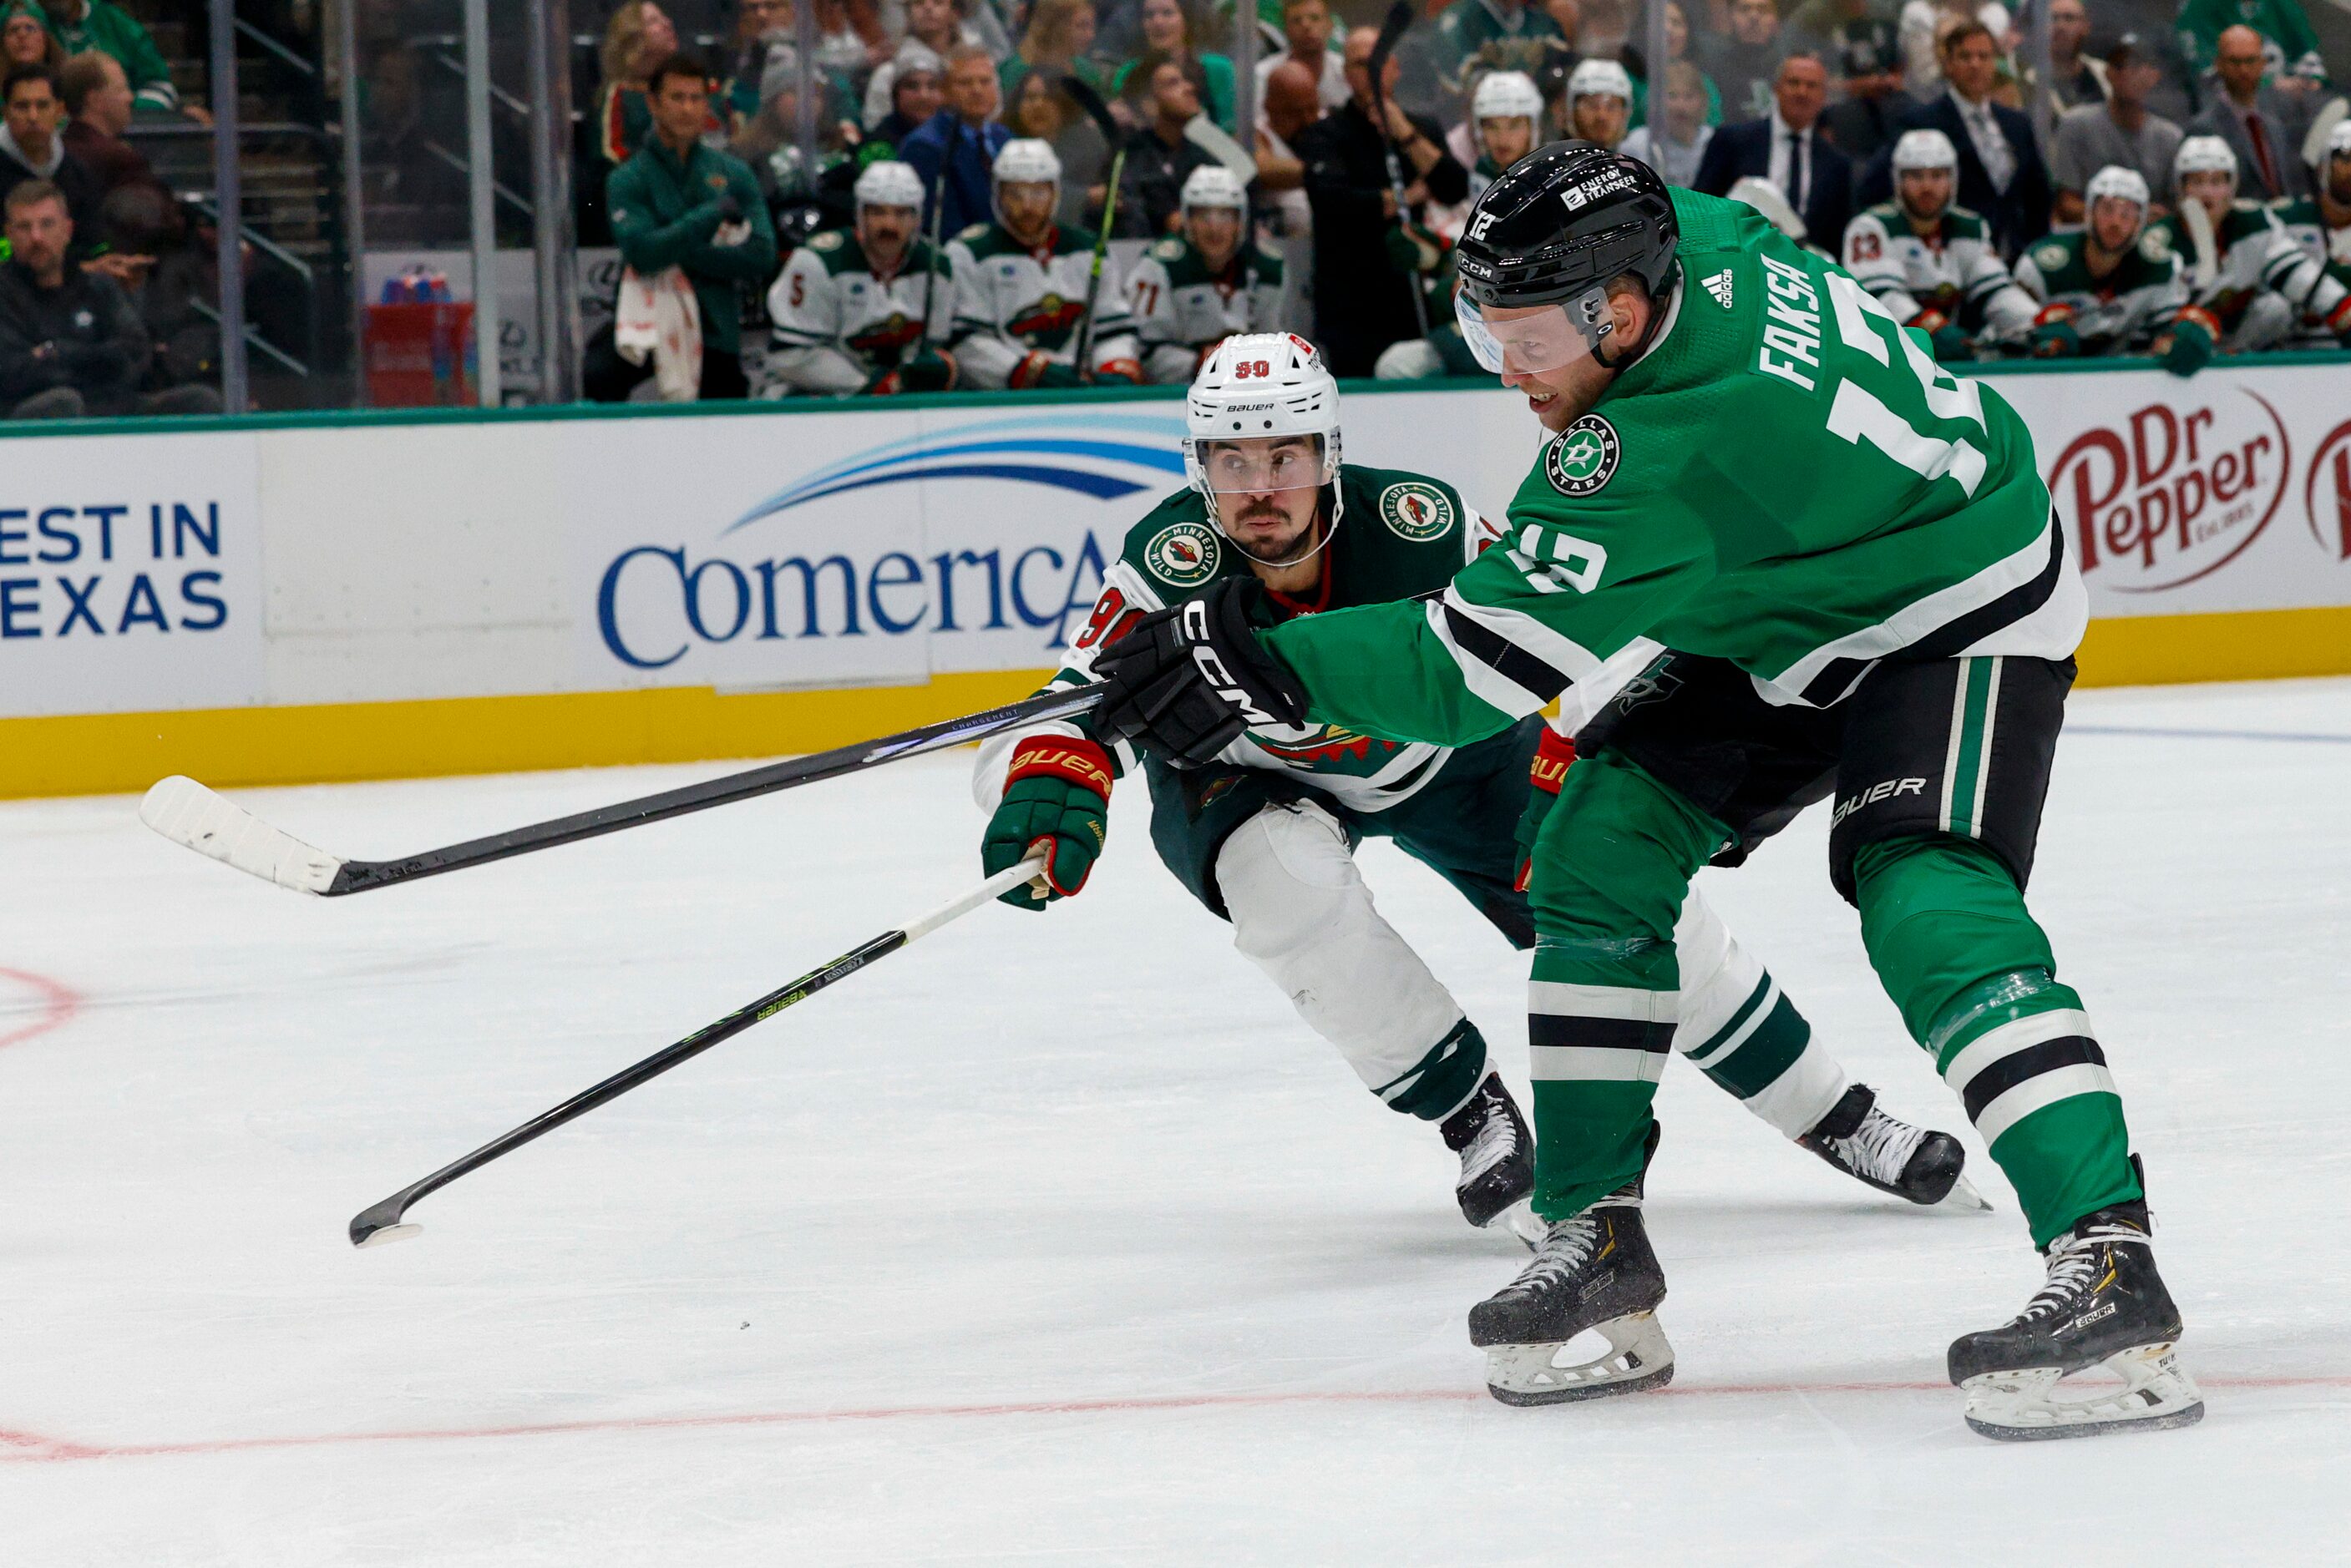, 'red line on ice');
3,1375,2346,1464
0,967,78,1051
